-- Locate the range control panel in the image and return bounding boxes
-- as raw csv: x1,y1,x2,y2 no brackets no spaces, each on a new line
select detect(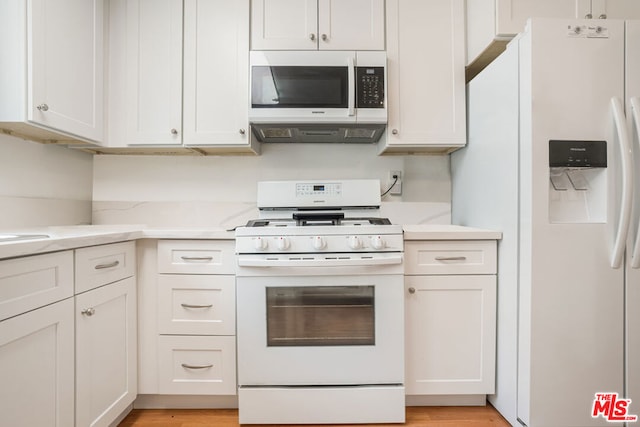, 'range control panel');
549,140,607,168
